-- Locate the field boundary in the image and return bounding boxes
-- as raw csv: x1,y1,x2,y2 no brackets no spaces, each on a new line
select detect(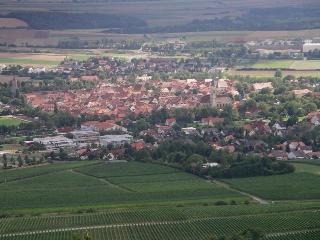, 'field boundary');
212,179,269,204
71,169,134,193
